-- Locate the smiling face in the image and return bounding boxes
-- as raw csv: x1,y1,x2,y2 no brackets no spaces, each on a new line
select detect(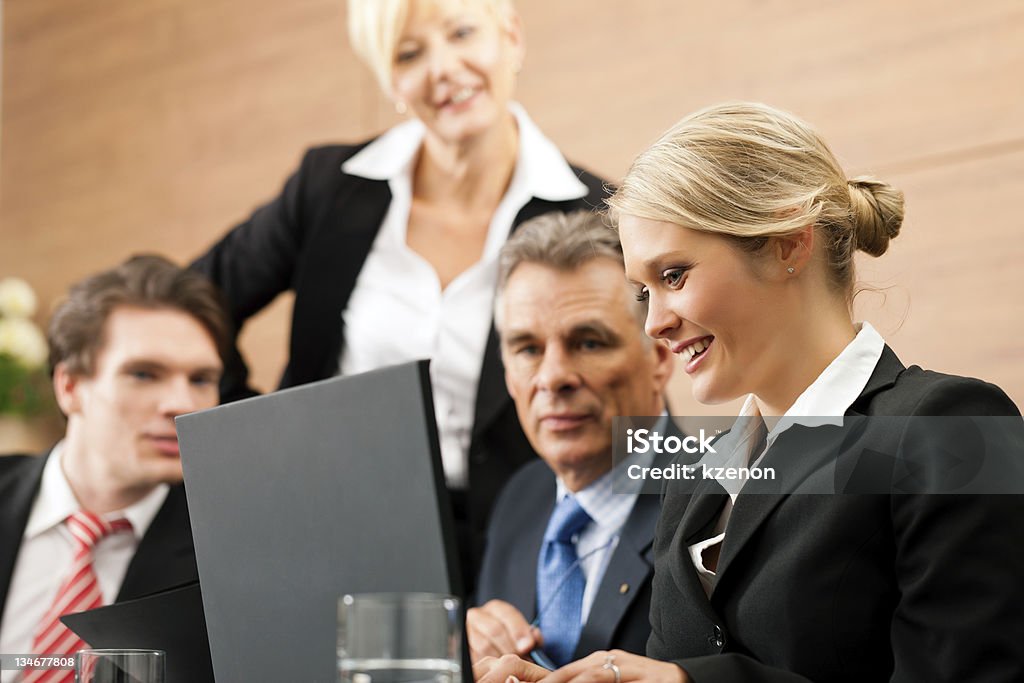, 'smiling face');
619,214,788,407
499,259,672,489
390,0,522,146
56,306,223,490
